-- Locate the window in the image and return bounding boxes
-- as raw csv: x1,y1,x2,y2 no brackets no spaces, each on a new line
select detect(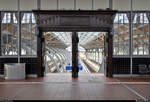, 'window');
21,13,37,56
1,12,18,55
132,13,149,55
113,13,130,55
